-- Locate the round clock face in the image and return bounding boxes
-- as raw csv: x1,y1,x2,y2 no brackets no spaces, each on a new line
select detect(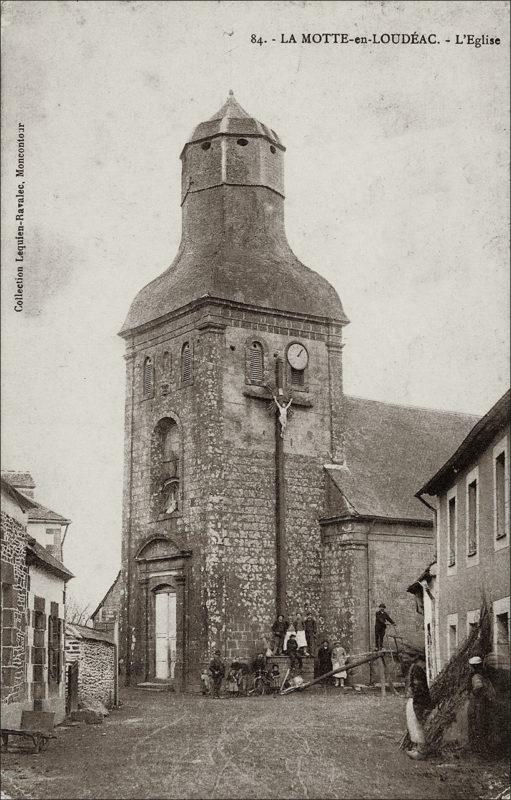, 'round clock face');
287,343,309,371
